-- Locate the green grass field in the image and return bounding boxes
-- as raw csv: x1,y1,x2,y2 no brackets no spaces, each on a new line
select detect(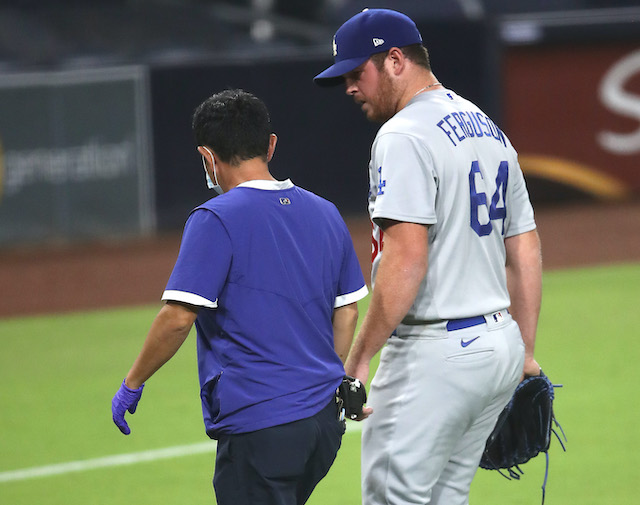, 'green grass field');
1,263,639,504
